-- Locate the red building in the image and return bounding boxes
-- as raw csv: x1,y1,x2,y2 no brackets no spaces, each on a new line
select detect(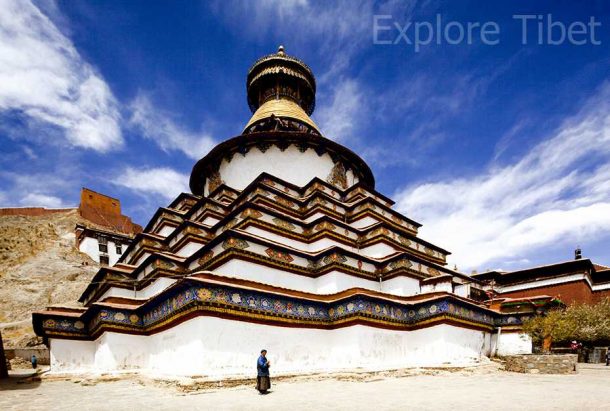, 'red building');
473,257,610,306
